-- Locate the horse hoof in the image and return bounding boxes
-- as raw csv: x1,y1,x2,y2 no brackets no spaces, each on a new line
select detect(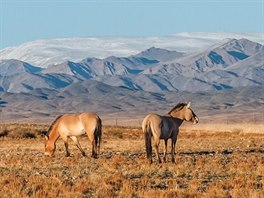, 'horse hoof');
92,154,98,159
